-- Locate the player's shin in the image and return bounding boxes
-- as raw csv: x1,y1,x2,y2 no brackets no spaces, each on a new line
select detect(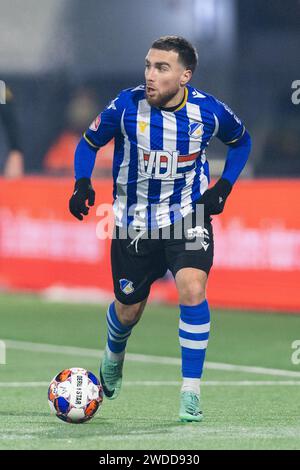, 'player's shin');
105,301,135,361
100,301,137,399
179,300,210,395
